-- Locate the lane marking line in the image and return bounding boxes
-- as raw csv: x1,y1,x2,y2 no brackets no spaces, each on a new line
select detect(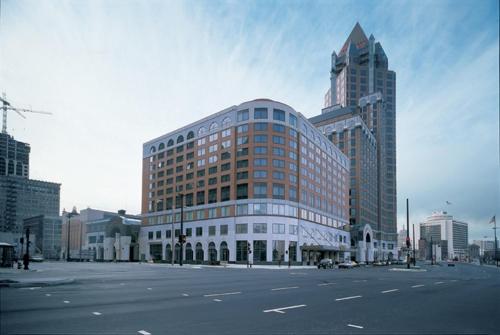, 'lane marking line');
20,287,42,290
381,289,399,294
335,295,362,301
435,281,444,285
182,293,189,297
348,324,364,329
450,279,458,282
353,280,367,282
411,284,424,288
63,300,70,304
271,286,299,291
213,299,222,302
92,312,102,315
147,288,152,290
138,331,151,335
263,304,306,314
318,282,336,286
290,272,308,275
45,293,52,296
203,291,241,297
